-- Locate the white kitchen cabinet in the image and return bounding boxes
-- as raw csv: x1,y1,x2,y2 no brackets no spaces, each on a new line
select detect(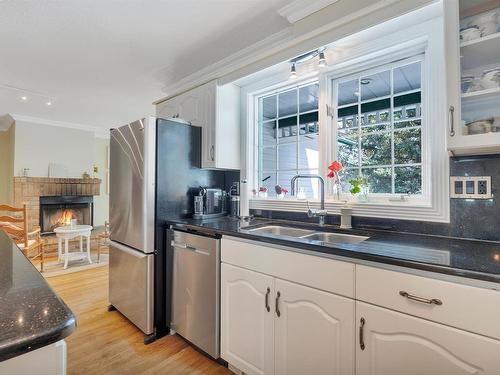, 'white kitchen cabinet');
445,0,500,155
356,301,500,375
0,340,67,375
221,237,500,374
221,259,355,375
274,278,354,375
156,80,240,169
221,263,275,375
